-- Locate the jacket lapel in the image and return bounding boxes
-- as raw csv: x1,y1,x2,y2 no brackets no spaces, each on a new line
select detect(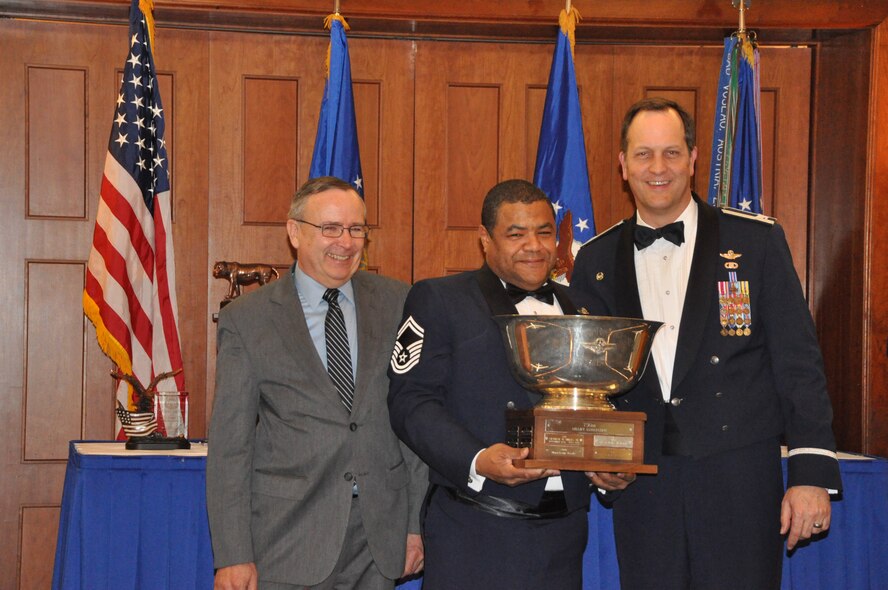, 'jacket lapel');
671,198,719,392
614,218,645,319
553,284,578,315
269,271,341,408
475,264,542,404
614,216,662,397
351,272,379,415
475,264,520,316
